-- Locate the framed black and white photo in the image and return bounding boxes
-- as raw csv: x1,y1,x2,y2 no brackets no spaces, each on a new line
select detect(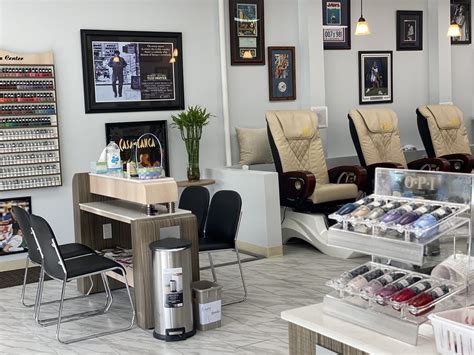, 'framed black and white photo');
105,120,169,176
397,11,423,51
81,30,184,113
451,0,471,44
0,197,31,256
229,0,265,65
268,47,296,101
359,51,393,105
322,0,351,50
